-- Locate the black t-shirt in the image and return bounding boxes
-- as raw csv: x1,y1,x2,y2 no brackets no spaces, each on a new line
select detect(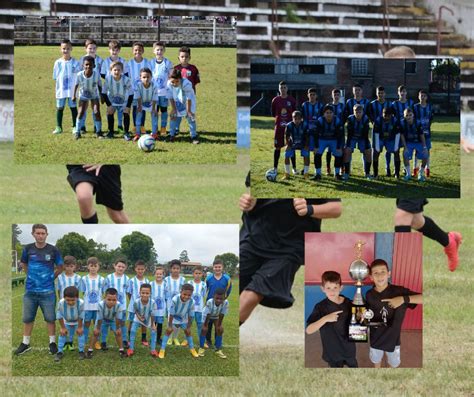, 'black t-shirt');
365,284,418,352
306,296,355,363
240,199,341,262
